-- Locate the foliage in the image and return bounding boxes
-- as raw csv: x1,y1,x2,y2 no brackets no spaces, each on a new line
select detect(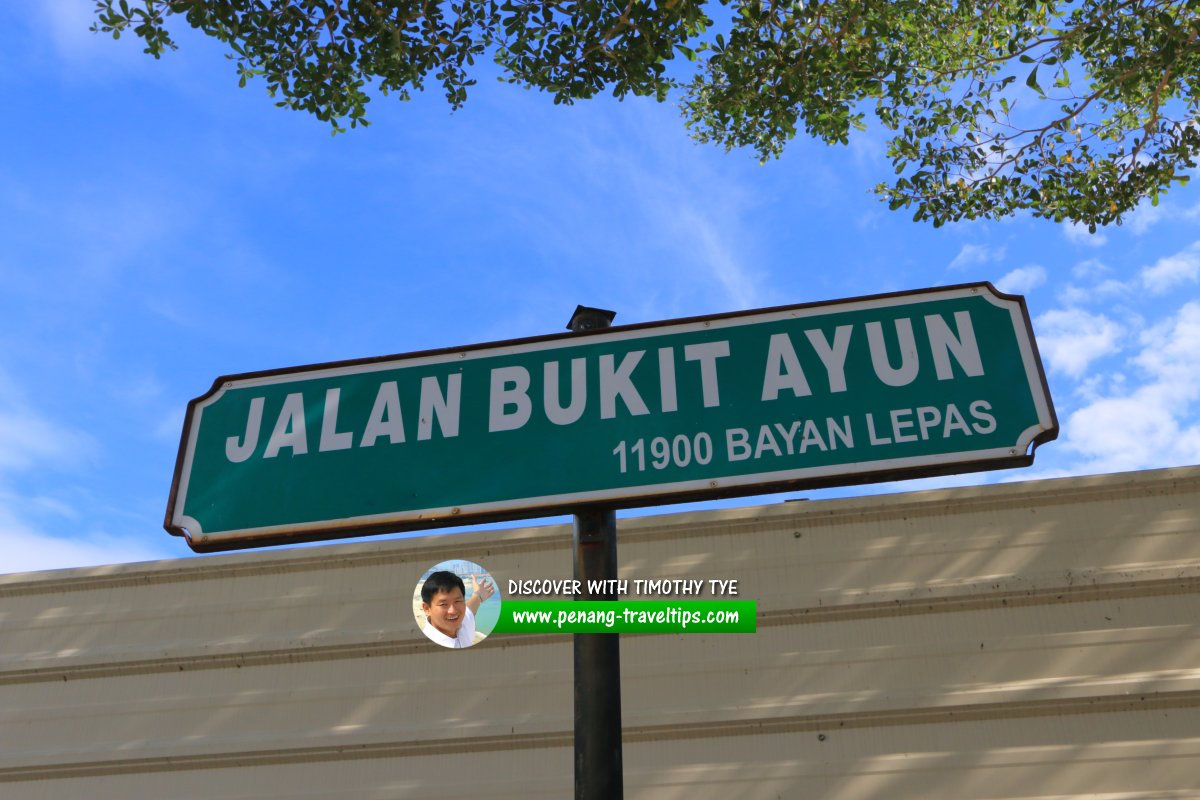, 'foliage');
93,0,1200,228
